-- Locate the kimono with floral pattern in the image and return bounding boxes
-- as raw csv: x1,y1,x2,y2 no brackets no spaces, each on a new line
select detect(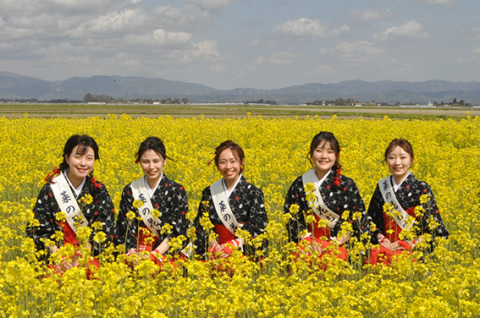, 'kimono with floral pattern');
367,173,449,244
283,170,370,243
115,174,189,251
26,175,115,257
193,175,268,257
